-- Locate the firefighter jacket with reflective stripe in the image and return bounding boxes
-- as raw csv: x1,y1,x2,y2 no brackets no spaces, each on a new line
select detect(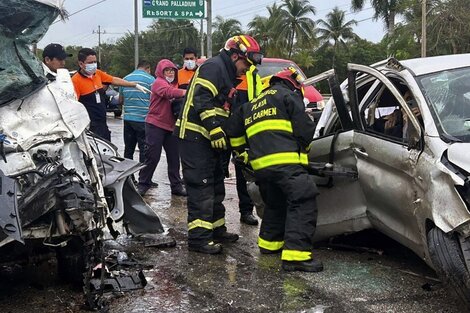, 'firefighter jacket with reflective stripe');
224,81,315,171
174,51,237,142
235,65,263,105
